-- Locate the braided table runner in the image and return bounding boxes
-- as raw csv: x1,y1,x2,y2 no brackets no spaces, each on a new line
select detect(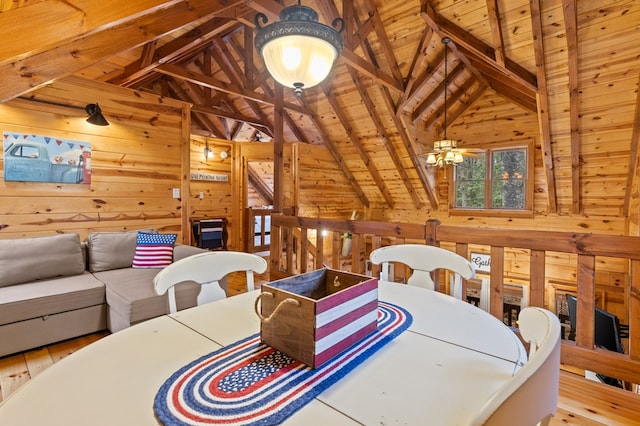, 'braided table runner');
154,301,412,426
